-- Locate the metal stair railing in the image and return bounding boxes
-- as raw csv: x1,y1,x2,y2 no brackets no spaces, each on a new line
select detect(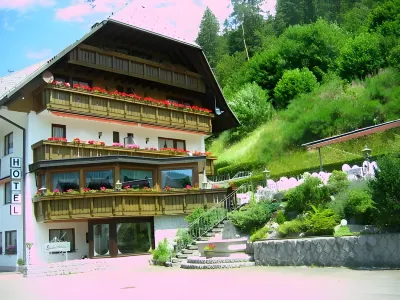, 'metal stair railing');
174,184,250,255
